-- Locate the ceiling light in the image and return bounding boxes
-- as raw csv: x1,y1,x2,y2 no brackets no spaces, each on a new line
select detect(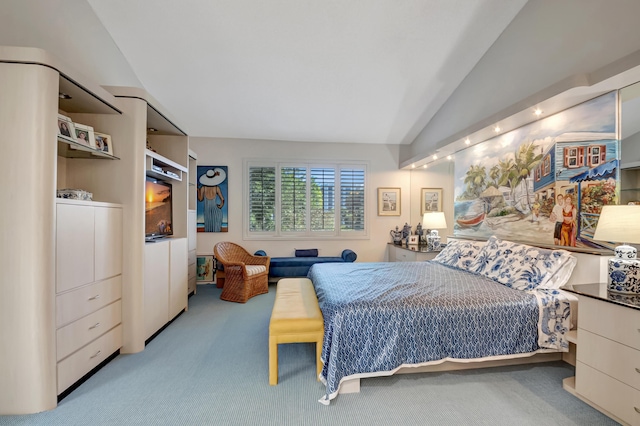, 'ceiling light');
148,128,158,132
465,138,471,145
447,155,452,160
534,108,542,116
59,92,72,99
432,154,438,160
494,125,501,133
411,164,415,168
423,164,427,169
